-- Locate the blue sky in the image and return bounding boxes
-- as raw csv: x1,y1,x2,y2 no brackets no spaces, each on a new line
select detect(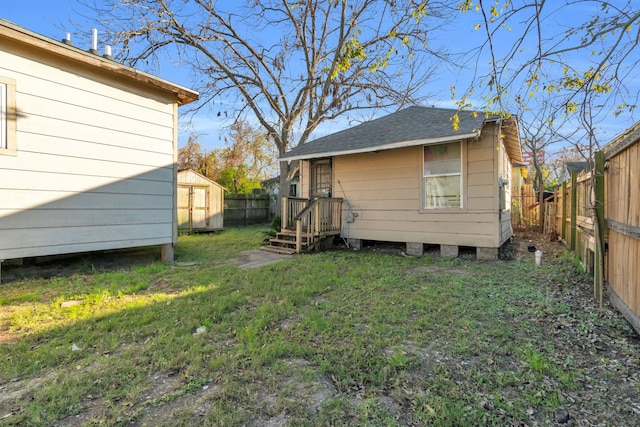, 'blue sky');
4,1,639,155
